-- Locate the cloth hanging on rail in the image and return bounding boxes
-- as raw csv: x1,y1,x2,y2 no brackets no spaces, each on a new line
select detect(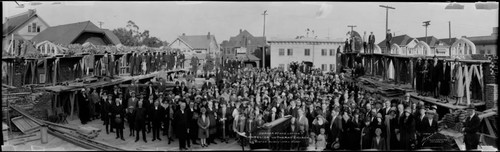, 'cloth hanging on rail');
455,63,464,98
